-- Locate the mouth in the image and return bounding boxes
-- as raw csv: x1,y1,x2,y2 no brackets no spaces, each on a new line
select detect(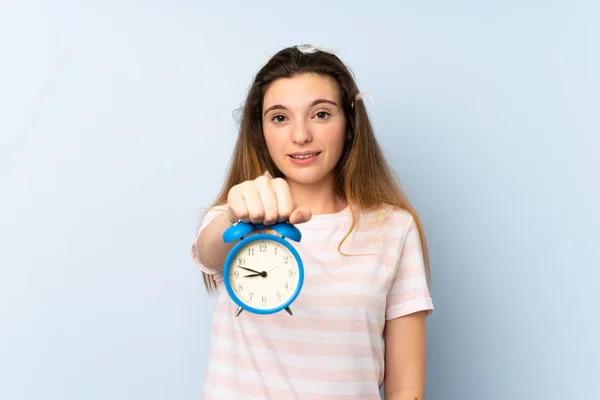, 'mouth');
289,152,321,160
